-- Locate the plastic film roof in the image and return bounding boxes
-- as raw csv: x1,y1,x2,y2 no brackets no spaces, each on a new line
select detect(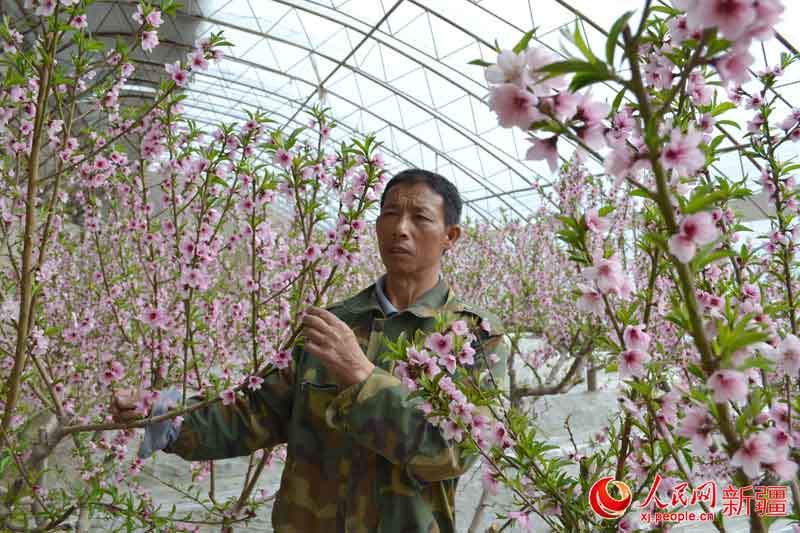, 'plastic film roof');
89,0,800,224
